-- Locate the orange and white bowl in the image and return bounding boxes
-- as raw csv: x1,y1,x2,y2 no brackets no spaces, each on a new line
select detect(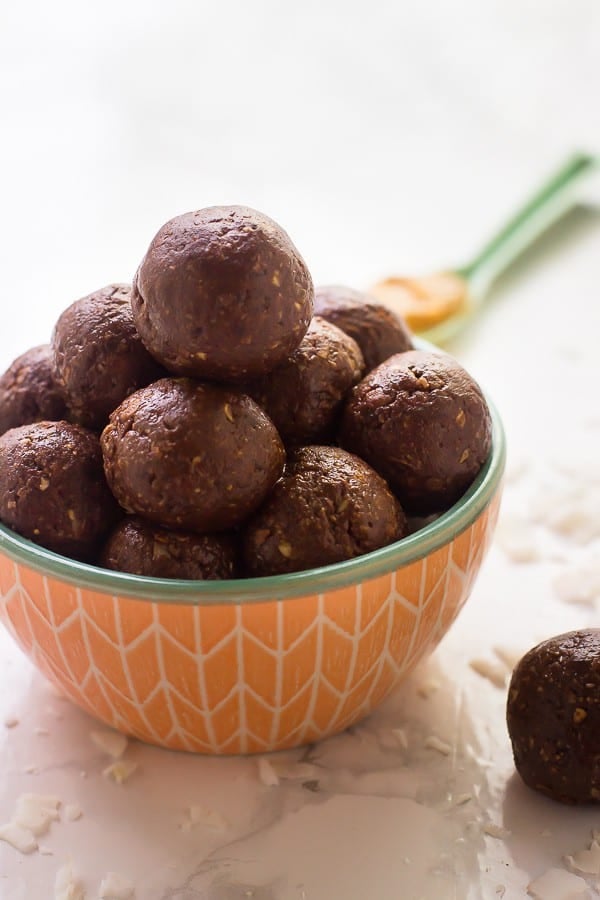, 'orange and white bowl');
0,400,505,755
